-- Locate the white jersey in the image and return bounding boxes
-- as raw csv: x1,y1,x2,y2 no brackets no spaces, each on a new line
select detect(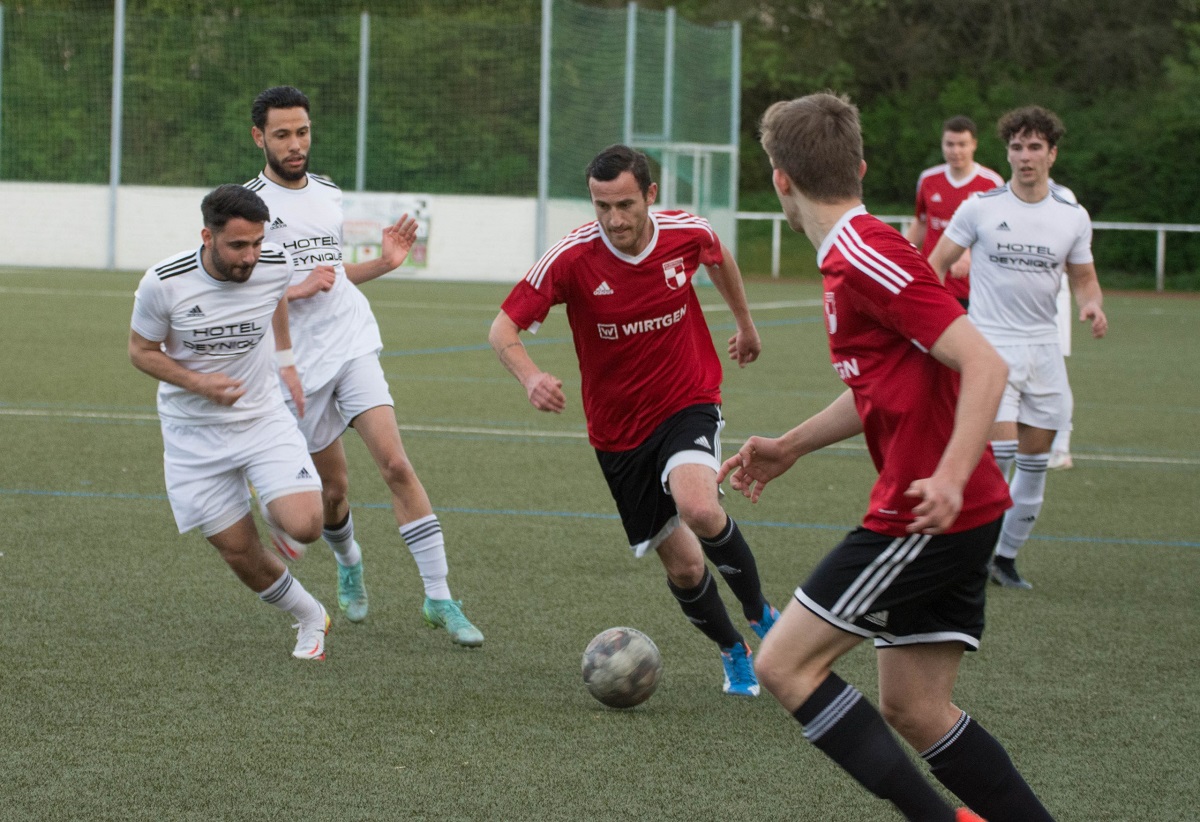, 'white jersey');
245,172,383,394
131,244,293,425
945,184,1093,346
